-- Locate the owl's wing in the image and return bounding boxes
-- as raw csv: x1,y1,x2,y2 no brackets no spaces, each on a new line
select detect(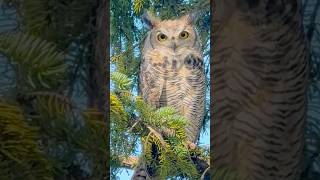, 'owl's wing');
139,59,163,108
